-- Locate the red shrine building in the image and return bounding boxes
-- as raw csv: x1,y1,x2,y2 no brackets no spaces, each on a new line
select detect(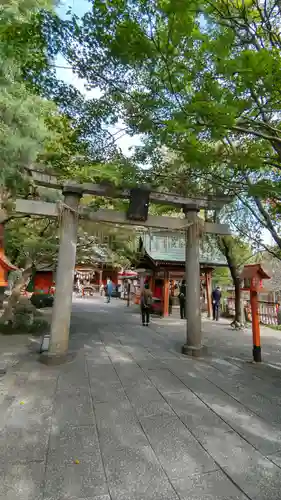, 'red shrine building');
0,224,17,290
136,231,227,316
